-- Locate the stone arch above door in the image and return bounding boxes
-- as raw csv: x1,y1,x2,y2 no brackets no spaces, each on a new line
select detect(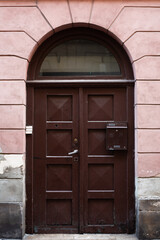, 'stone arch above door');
28,27,134,80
